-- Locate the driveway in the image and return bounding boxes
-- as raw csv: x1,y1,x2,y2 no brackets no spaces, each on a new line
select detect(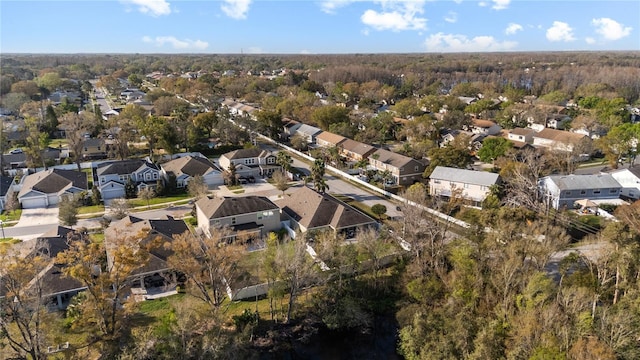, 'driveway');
14,207,60,228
